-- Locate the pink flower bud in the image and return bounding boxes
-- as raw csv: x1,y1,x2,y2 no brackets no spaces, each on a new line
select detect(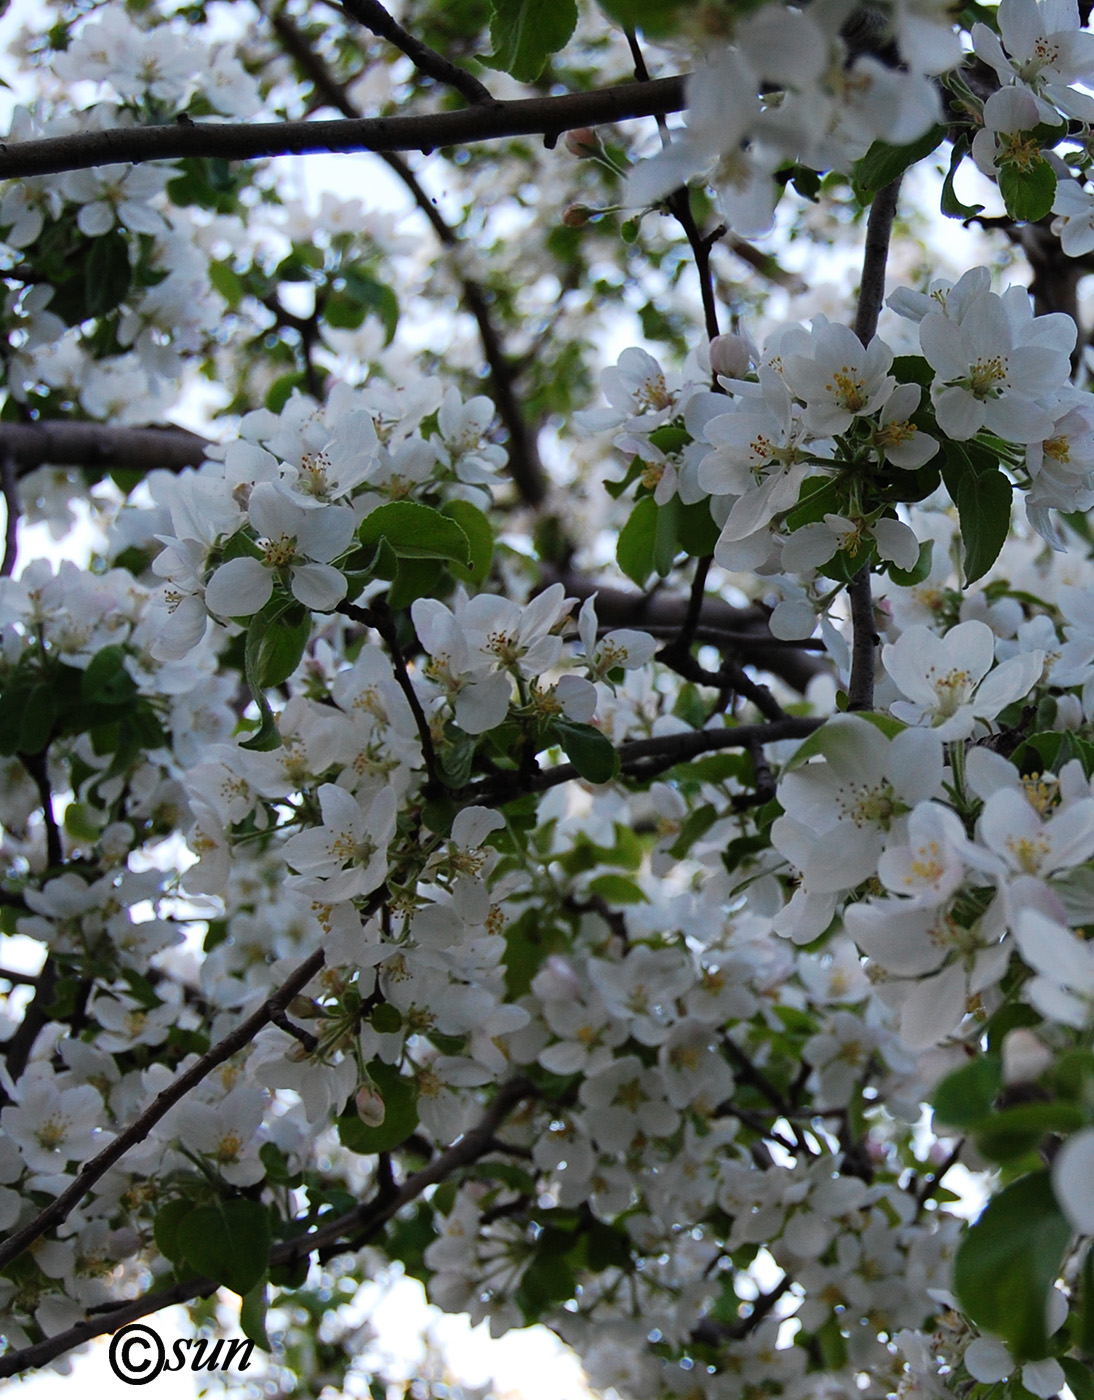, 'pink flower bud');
355,1083,386,1127
564,127,599,158
708,333,751,379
